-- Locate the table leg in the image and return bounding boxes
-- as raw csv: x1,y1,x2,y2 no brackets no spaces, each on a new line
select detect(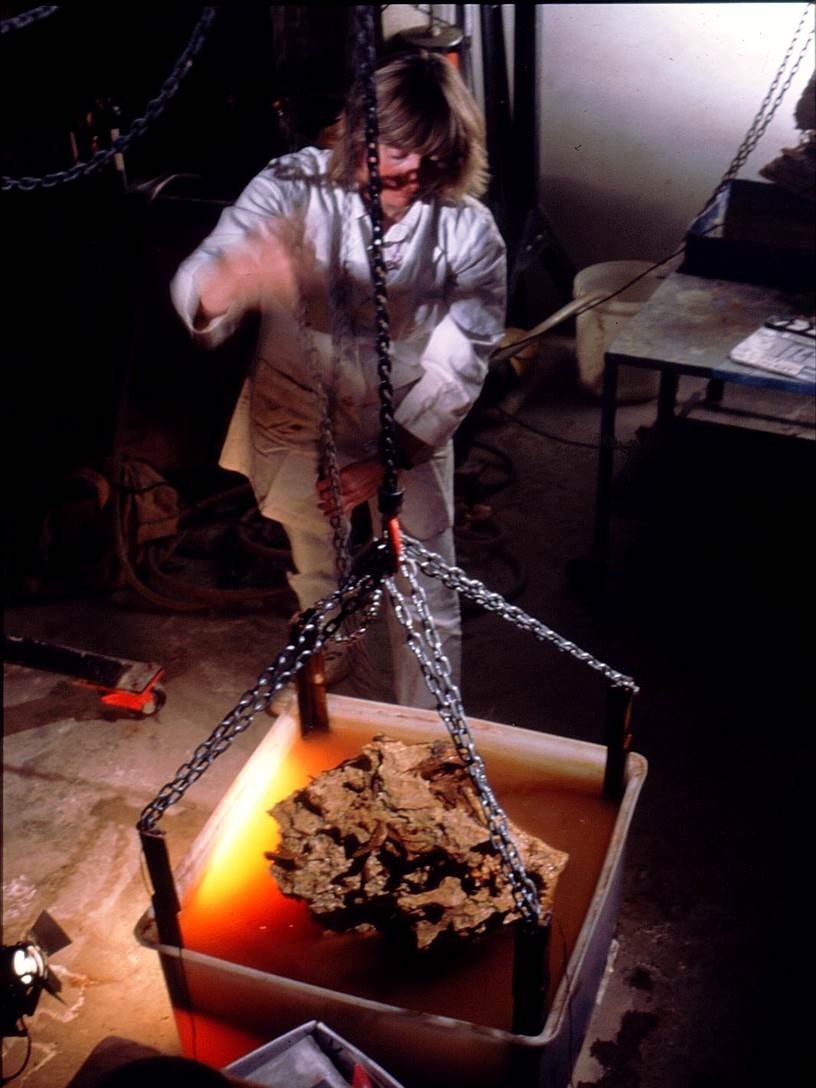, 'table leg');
592,359,619,562
656,368,679,427
705,378,725,406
